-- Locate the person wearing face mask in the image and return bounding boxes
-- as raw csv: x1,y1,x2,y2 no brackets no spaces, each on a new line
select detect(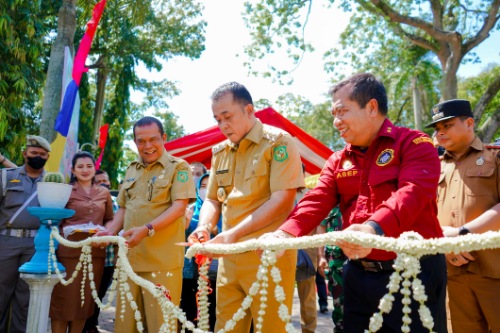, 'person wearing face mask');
181,172,221,331
190,161,207,187
0,135,51,333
